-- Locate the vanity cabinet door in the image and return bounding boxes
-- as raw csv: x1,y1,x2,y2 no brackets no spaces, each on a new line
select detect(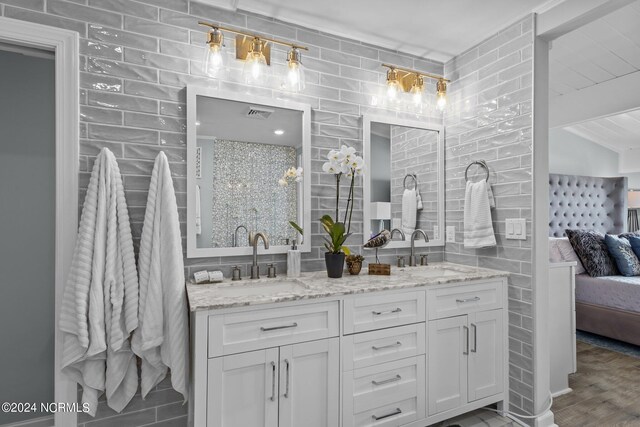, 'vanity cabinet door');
427,315,468,416
468,309,503,402
207,348,279,427
279,338,339,427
